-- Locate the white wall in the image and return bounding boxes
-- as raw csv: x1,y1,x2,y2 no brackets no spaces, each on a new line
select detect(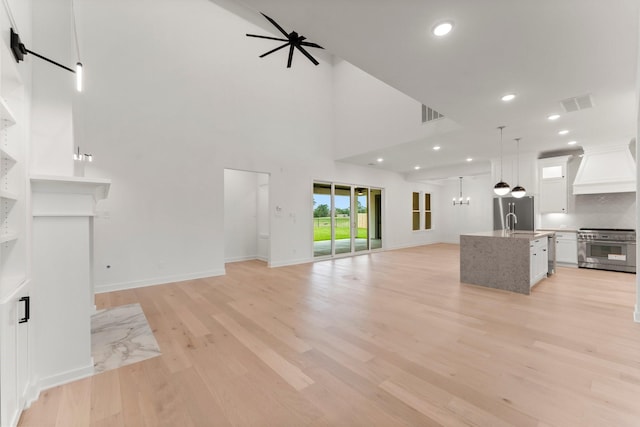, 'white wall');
51,0,442,292
438,174,493,243
332,59,459,160
30,0,74,176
